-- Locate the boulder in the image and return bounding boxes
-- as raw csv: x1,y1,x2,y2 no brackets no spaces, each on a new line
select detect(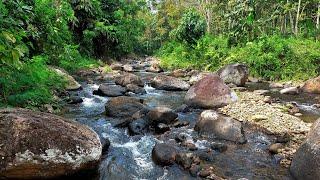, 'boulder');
189,72,212,85
195,110,246,144
302,76,320,94
147,107,178,125
290,118,320,179
0,108,102,179
151,75,190,91
185,74,237,108
126,84,146,95
280,87,299,95
152,143,177,166
115,73,144,87
217,63,249,86
93,84,126,97
51,67,81,91
105,96,145,118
